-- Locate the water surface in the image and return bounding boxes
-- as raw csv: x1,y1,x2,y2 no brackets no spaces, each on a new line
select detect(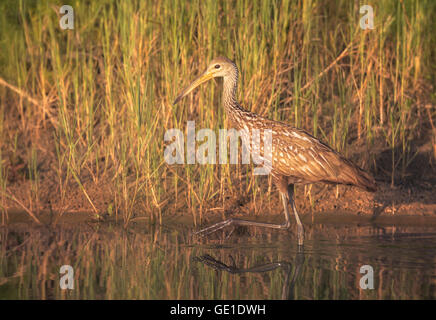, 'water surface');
1,218,435,299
